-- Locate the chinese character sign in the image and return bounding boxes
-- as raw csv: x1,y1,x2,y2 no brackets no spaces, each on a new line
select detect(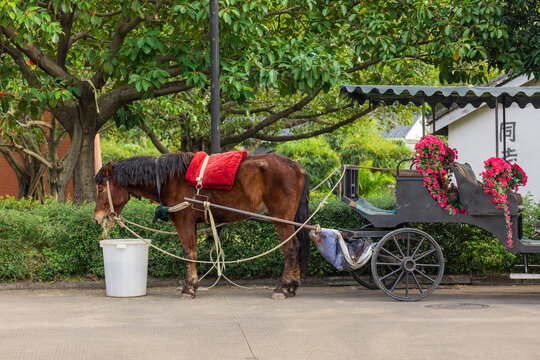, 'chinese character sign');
500,121,518,163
